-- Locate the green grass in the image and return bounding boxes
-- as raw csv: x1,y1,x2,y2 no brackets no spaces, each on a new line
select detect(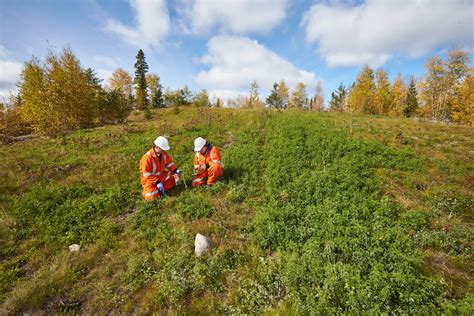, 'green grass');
0,107,472,313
